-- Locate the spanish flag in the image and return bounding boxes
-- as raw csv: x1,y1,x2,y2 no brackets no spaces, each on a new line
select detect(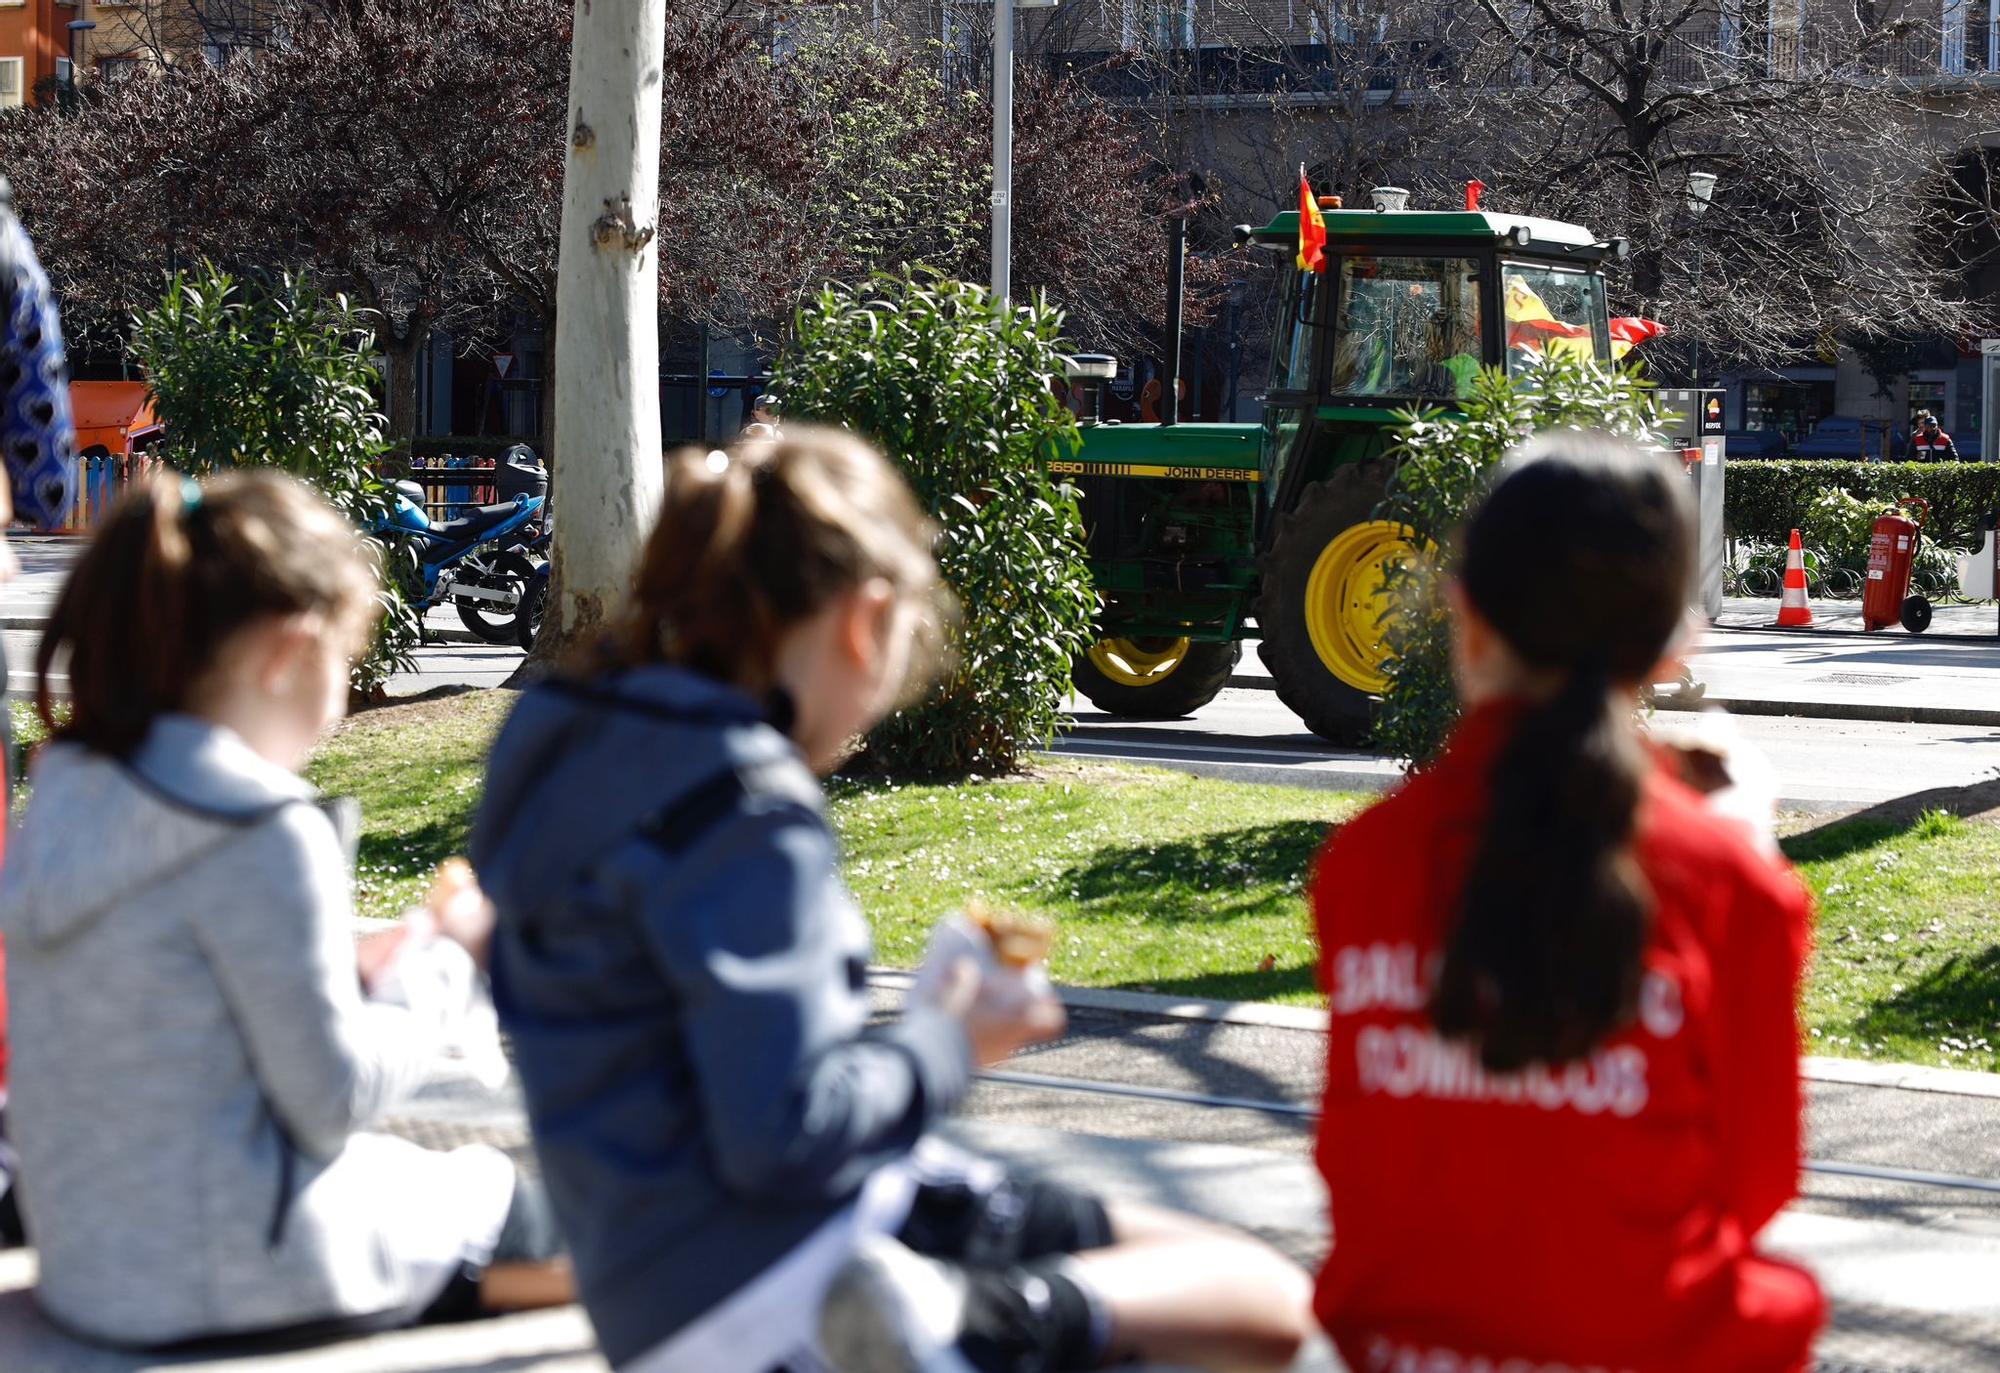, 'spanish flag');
1297,166,1327,274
